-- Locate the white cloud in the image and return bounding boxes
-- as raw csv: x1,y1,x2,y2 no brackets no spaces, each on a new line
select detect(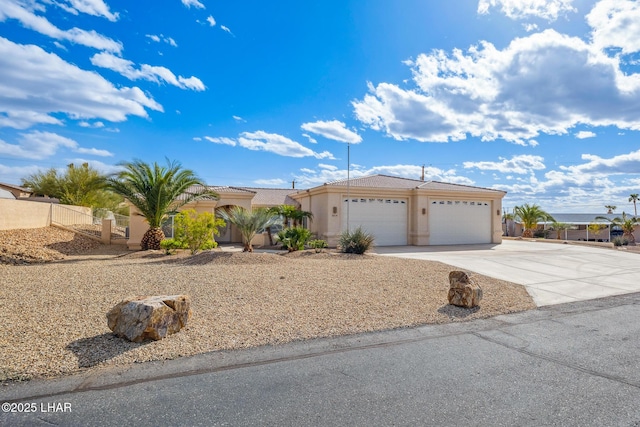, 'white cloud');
232,115,246,122
207,15,216,26
90,52,206,91
181,0,204,9
575,131,596,139
254,178,286,186
477,0,576,21
220,25,232,34
75,147,113,157
463,154,546,174
64,158,122,175
494,148,640,211
204,136,236,146
0,131,111,159
587,0,640,54
57,0,119,21
301,133,317,144
0,162,42,183
353,29,640,146
192,137,202,141
146,34,178,47
237,131,334,159
78,121,105,128
523,23,538,32
300,120,362,144
0,0,122,52
0,37,162,129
